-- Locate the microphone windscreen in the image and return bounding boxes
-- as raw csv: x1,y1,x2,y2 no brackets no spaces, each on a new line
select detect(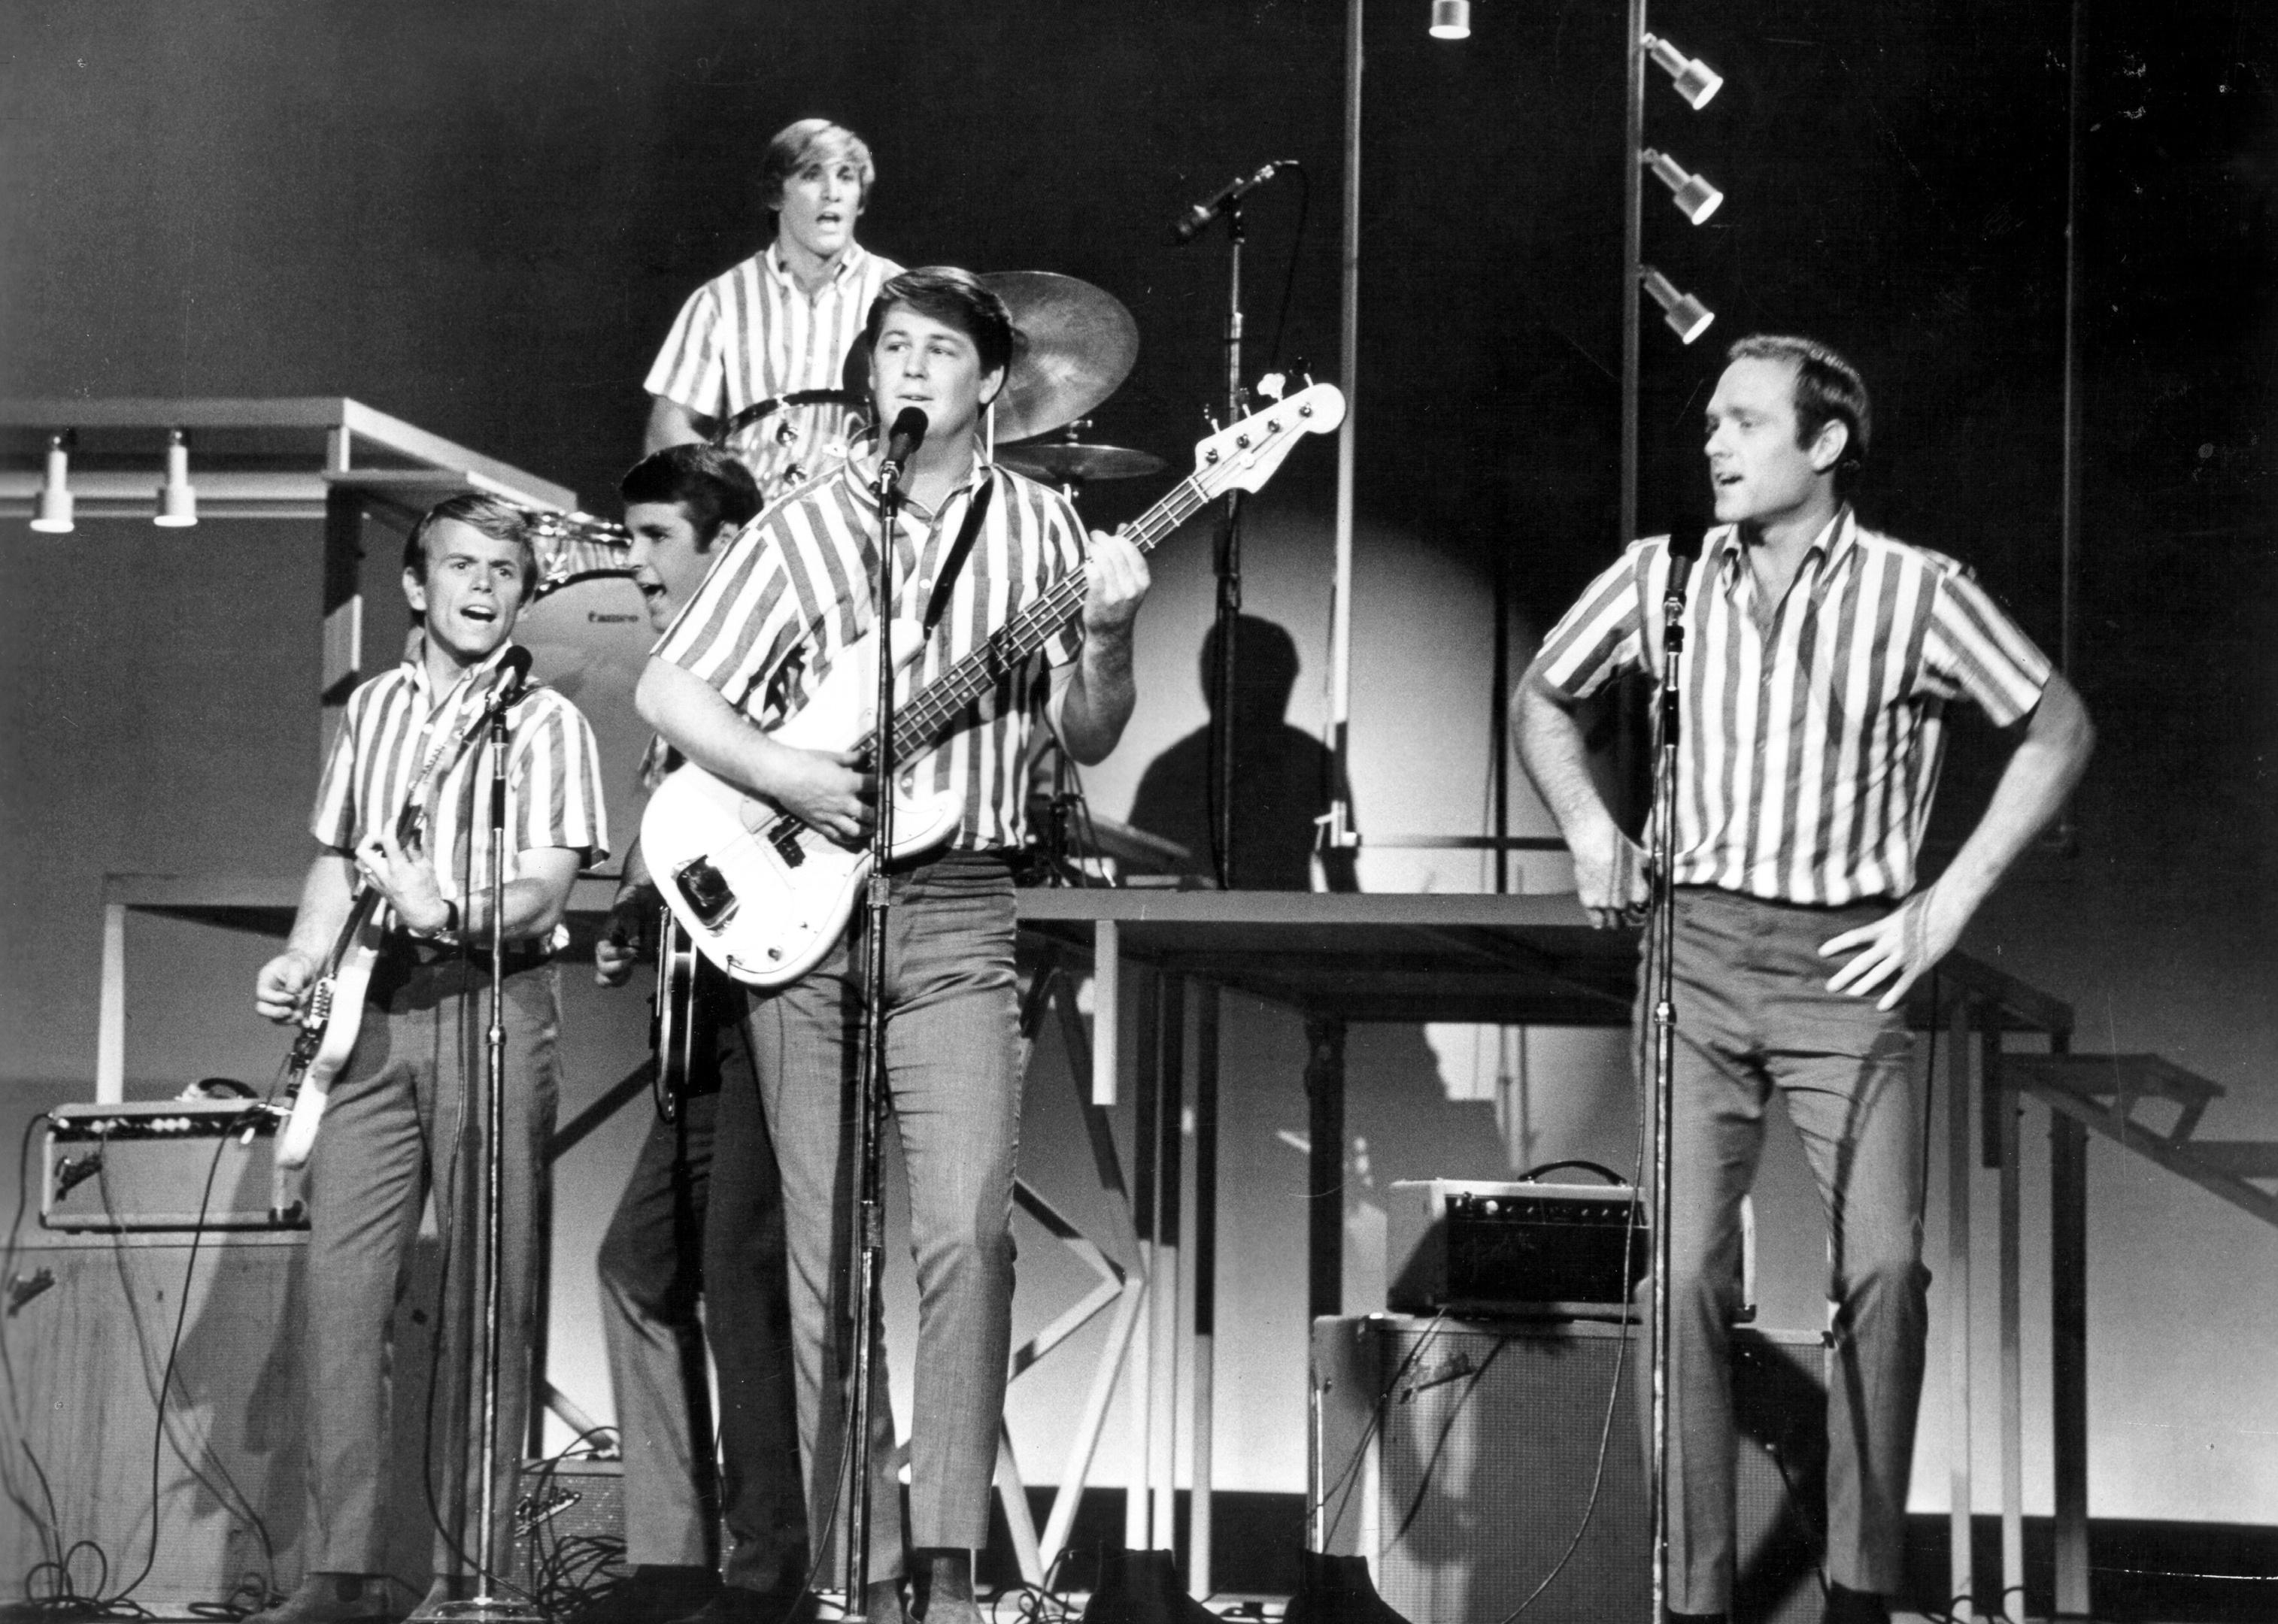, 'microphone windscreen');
887,407,930,462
